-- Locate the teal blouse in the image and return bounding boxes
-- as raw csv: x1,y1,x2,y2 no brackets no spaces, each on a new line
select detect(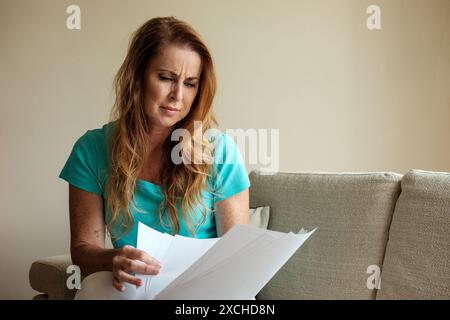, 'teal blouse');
59,122,251,248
